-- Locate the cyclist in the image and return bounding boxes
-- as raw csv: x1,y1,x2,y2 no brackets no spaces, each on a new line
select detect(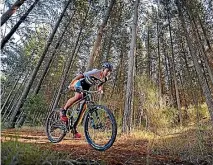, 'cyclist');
60,62,113,138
